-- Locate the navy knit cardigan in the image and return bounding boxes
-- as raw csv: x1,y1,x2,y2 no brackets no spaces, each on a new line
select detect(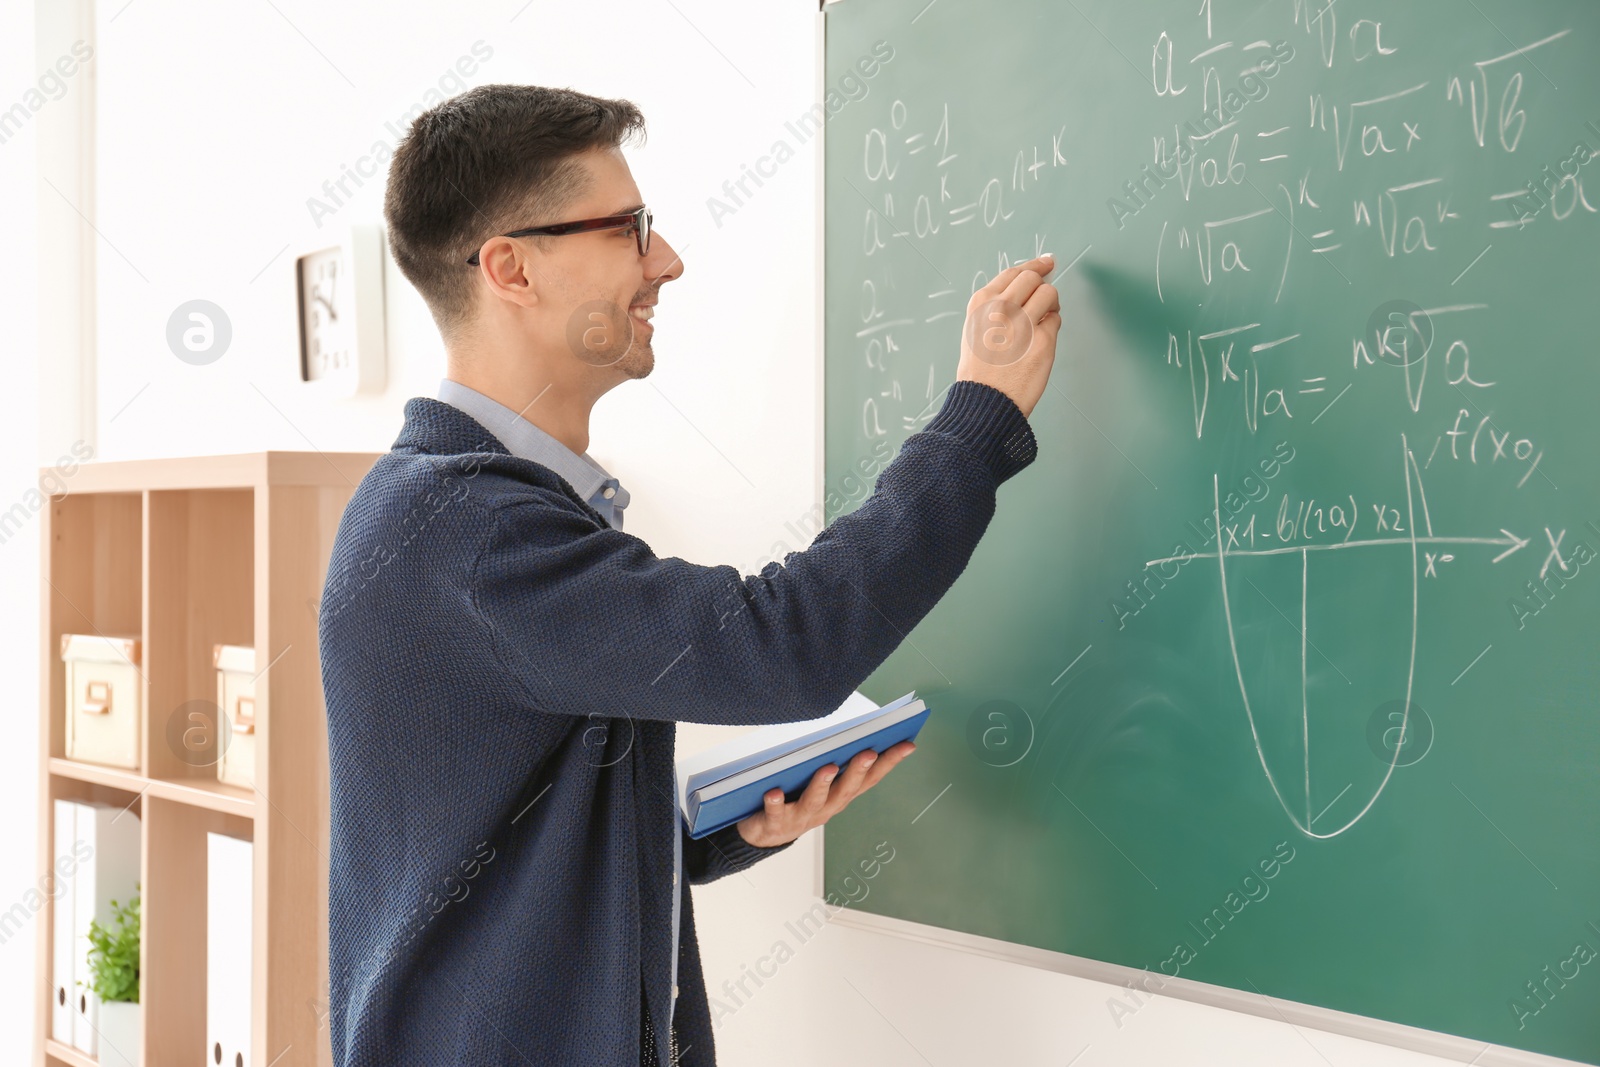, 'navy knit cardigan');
318,380,1038,1066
